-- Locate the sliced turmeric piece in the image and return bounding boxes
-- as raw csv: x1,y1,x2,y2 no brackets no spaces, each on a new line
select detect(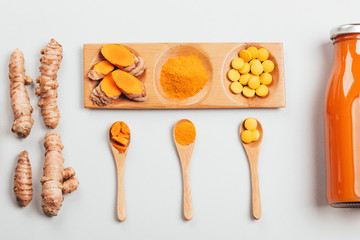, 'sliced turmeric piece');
113,133,129,146
113,143,127,152
112,69,147,101
121,54,146,77
87,53,106,81
101,44,135,68
121,122,130,134
100,73,122,97
110,121,130,153
111,121,121,137
94,60,114,75
90,73,121,106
